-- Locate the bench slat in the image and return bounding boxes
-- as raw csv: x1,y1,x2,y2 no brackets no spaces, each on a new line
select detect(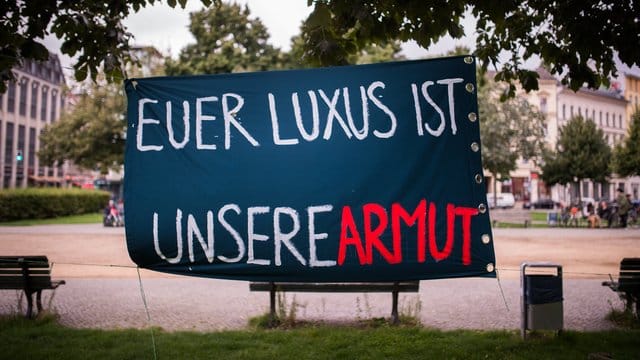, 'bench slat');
0,277,54,290
250,282,419,293
0,263,50,269
604,258,640,296
0,255,65,318
0,269,51,275
0,256,49,261
0,256,50,269
0,256,49,260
